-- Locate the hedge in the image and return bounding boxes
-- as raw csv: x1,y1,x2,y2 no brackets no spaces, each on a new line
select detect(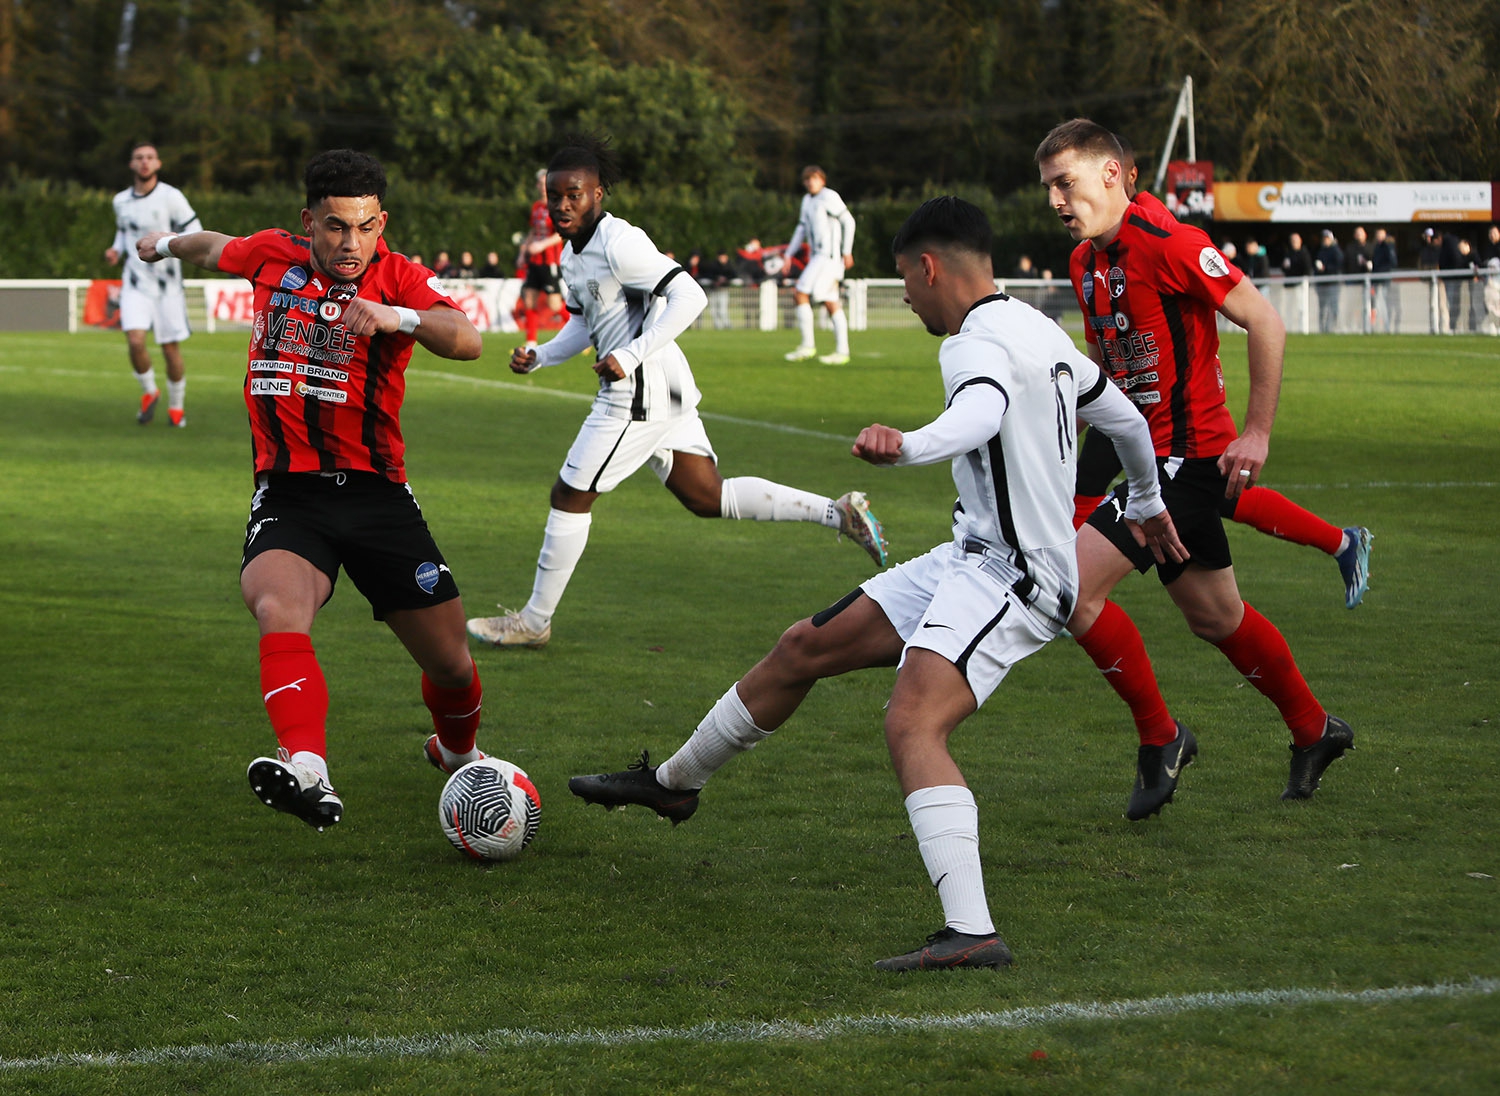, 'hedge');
0,177,1075,283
